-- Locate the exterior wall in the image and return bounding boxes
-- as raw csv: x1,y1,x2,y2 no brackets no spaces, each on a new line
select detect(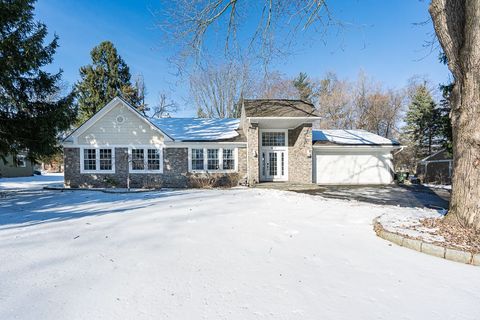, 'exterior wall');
246,123,259,185
0,154,34,178
64,146,247,189
288,124,313,183
76,102,164,146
